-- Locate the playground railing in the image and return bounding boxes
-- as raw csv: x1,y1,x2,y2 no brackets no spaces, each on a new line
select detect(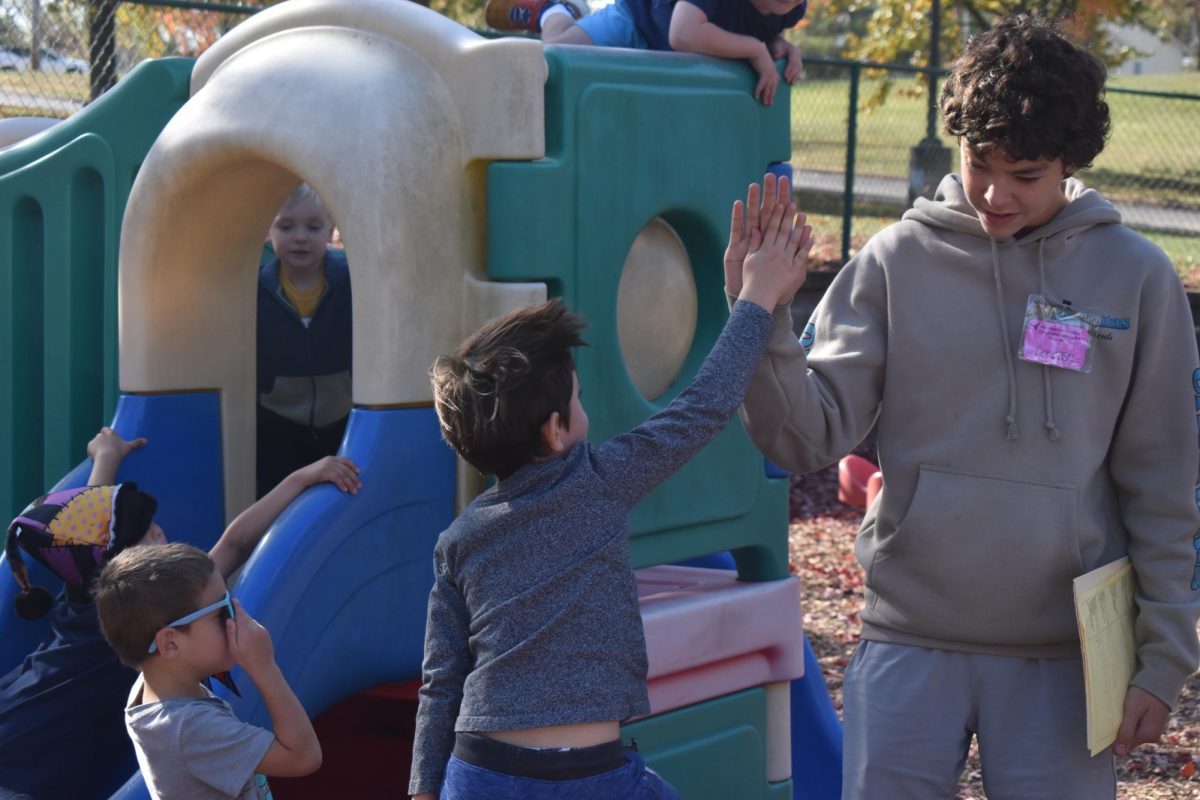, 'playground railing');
0,56,193,523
